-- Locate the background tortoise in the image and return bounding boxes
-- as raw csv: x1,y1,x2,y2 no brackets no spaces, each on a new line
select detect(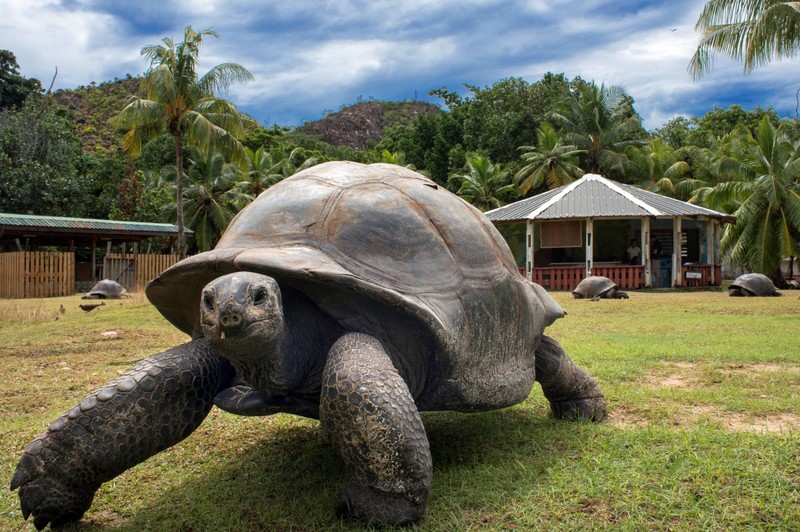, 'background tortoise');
572,276,629,300
12,162,606,529
728,273,781,296
81,279,127,299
